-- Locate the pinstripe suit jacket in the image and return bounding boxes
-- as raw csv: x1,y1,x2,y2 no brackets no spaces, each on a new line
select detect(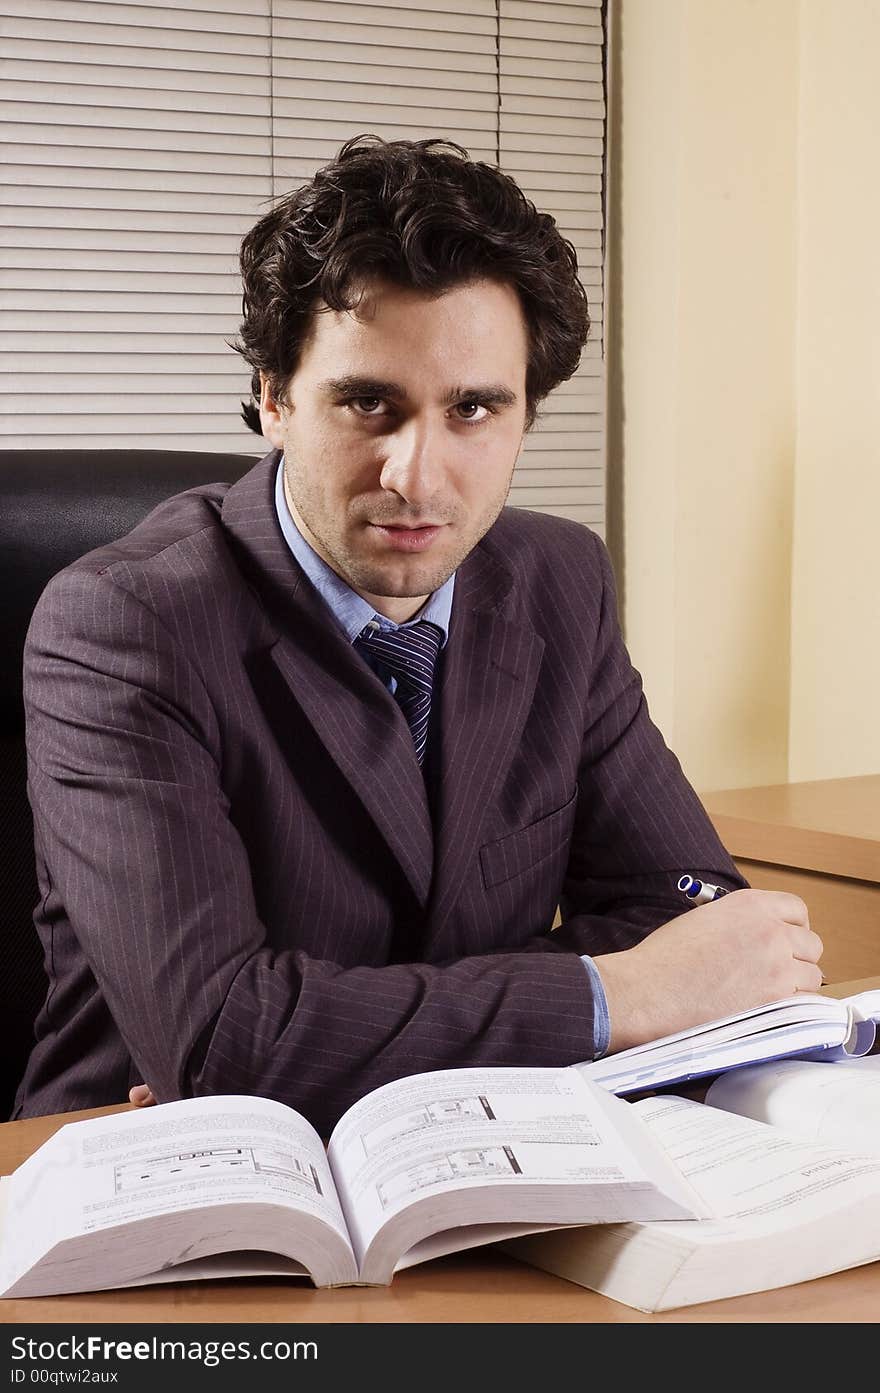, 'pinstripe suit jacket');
15,452,744,1128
